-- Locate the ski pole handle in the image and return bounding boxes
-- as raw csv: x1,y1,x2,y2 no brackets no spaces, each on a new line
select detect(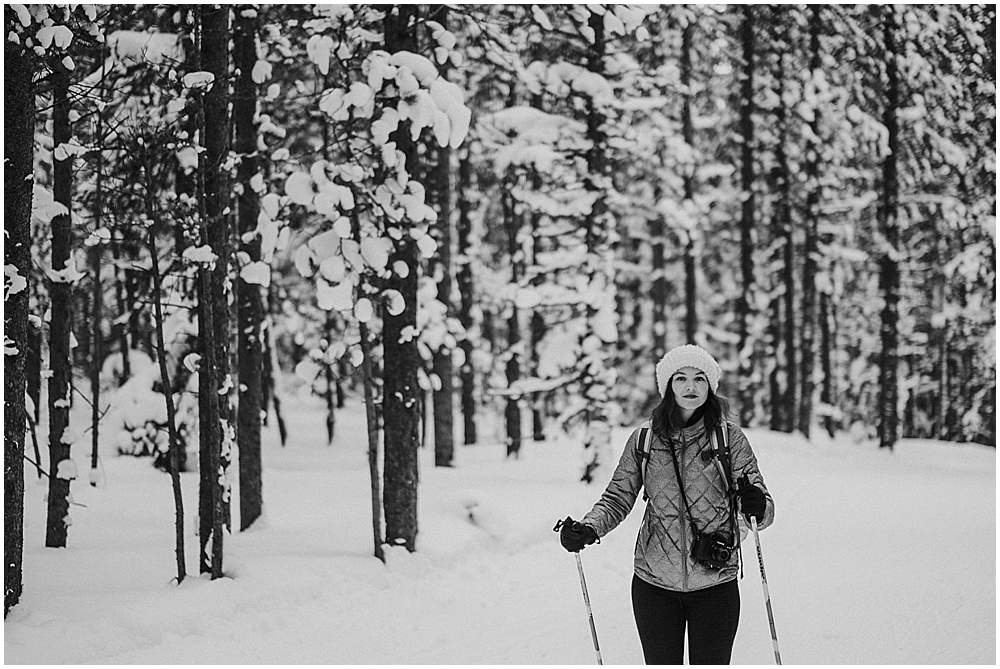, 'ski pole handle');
575,552,603,665
751,517,782,665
